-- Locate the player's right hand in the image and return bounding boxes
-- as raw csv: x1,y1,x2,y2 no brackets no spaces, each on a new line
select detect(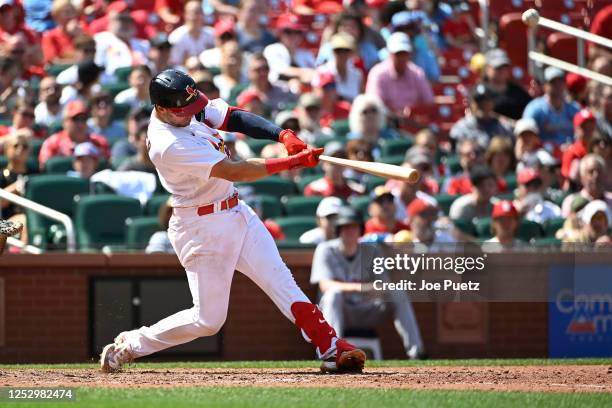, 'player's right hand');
292,147,324,168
